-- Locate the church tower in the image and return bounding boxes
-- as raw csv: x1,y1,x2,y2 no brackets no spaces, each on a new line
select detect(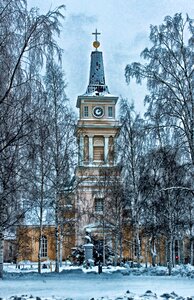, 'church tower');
75,30,120,246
